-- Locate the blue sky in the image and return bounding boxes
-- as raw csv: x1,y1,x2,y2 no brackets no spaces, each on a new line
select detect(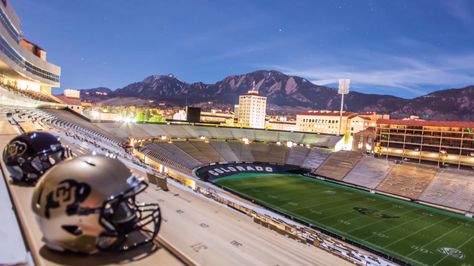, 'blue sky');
14,0,474,98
